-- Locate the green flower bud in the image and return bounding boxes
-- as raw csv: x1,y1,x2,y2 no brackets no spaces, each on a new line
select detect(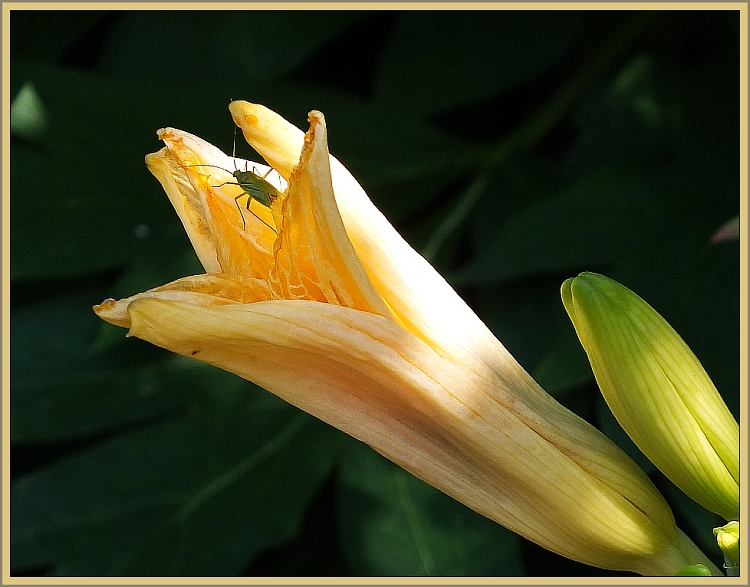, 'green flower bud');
561,272,739,521
714,521,740,566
